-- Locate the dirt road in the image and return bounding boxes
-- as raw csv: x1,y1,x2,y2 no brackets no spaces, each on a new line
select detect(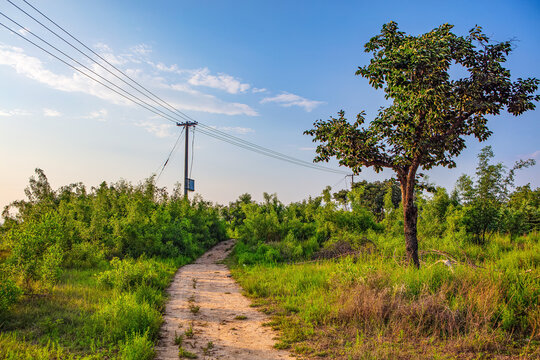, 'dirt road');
155,239,293,360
